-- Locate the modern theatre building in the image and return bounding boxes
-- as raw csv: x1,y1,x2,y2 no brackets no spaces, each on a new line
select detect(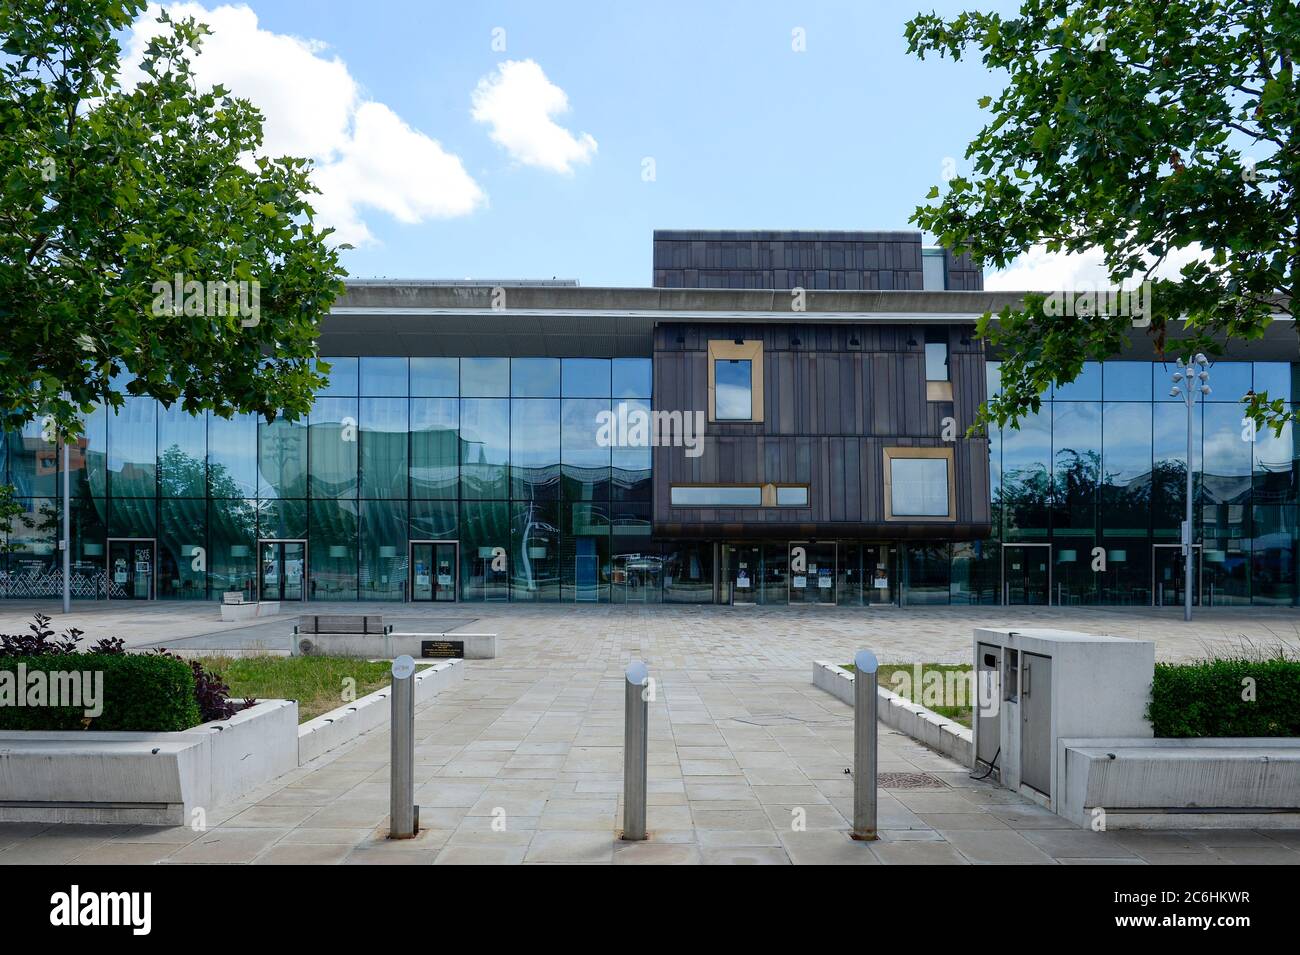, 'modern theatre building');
3,230,1297,608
